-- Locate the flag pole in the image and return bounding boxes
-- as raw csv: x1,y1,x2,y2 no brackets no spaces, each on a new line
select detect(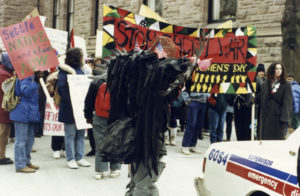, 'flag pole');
251,92,255,141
